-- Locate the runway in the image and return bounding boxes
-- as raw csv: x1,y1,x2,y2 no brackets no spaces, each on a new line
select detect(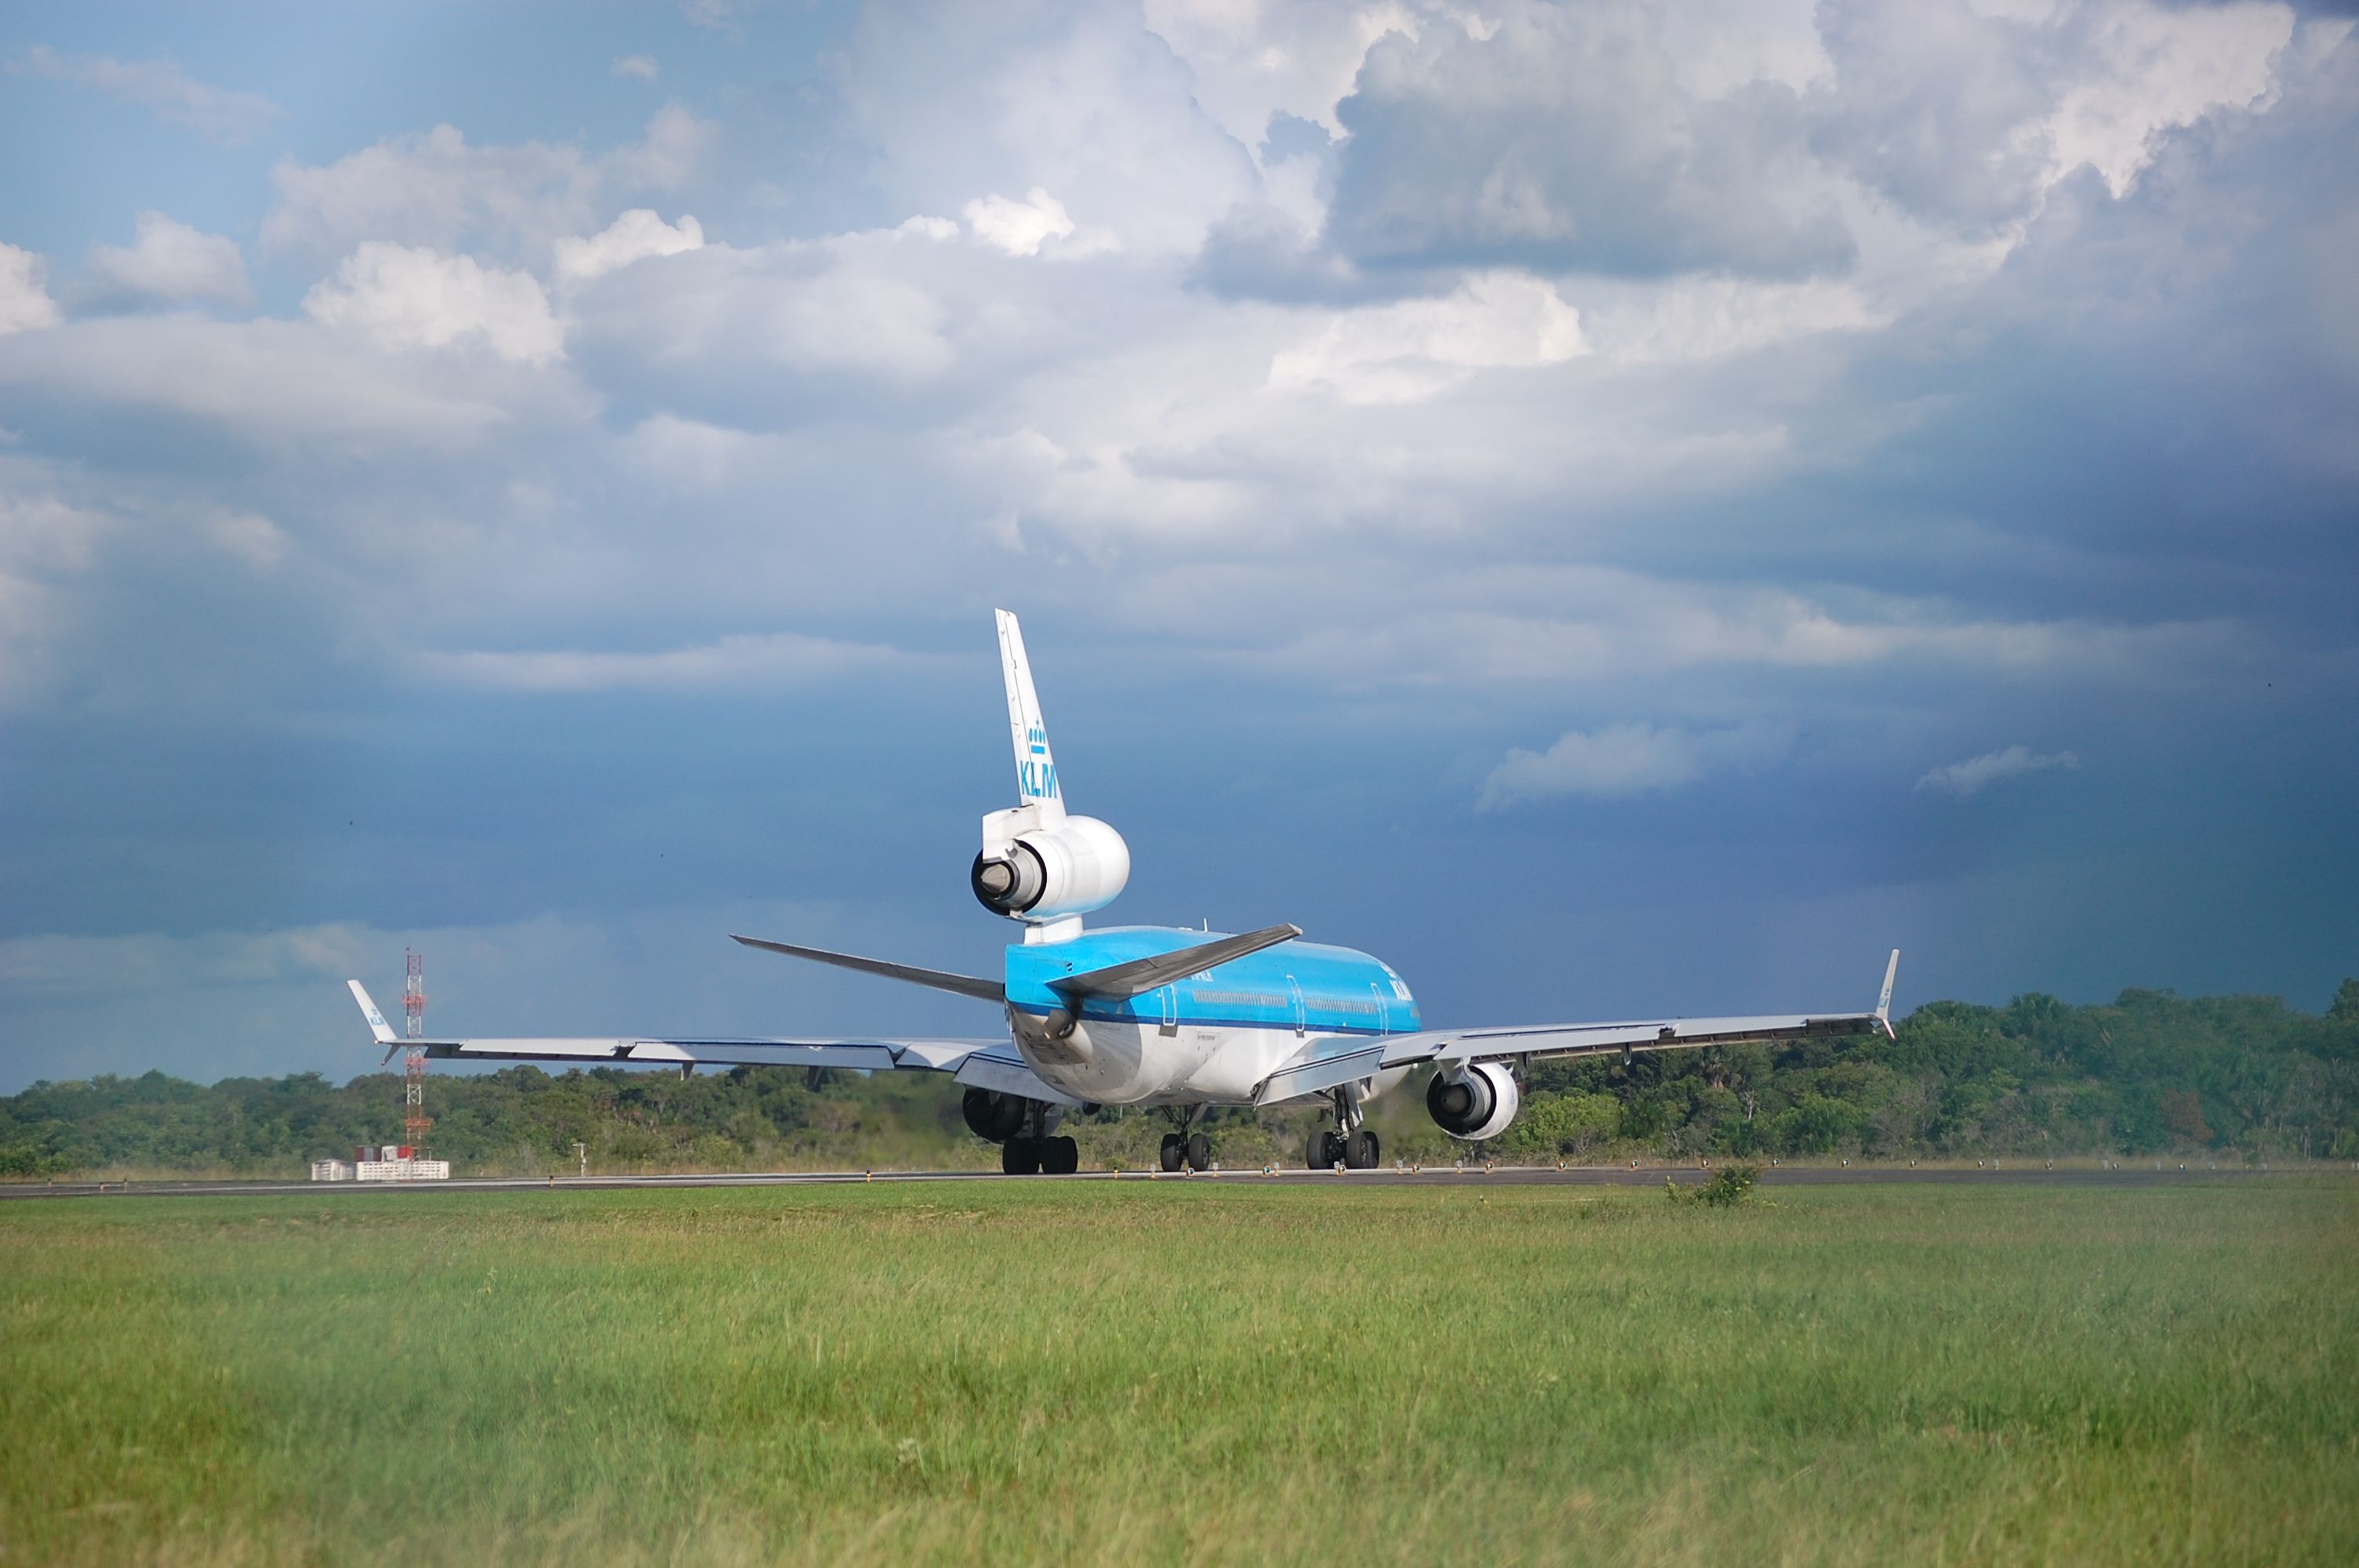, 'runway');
1,1161,2309,1201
